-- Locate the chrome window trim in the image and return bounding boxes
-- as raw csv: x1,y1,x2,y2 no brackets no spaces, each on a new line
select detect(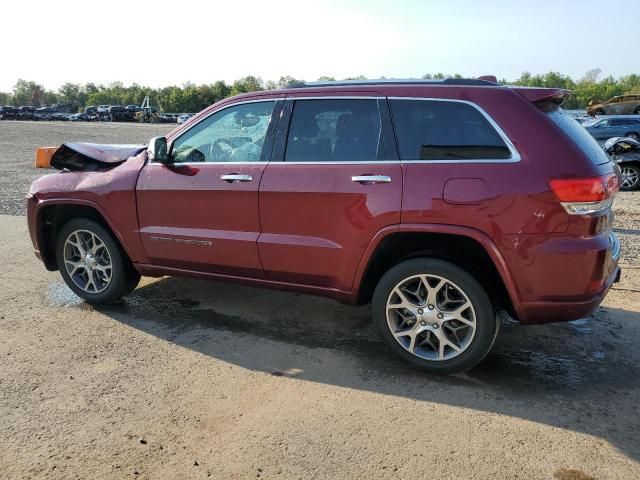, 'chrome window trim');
149,95,521,166
284,96,385,100
387,96,521,164
272,161,399,165
147,161,270,166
